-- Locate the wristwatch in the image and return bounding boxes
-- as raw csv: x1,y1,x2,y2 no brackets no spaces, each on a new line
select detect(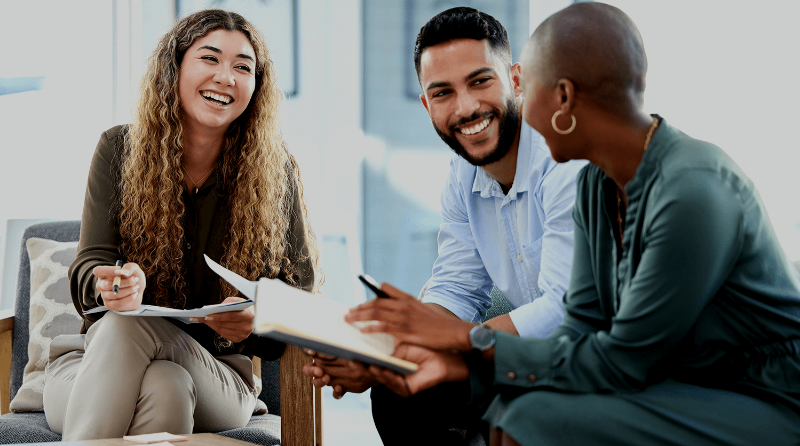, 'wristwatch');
469,325,496,351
